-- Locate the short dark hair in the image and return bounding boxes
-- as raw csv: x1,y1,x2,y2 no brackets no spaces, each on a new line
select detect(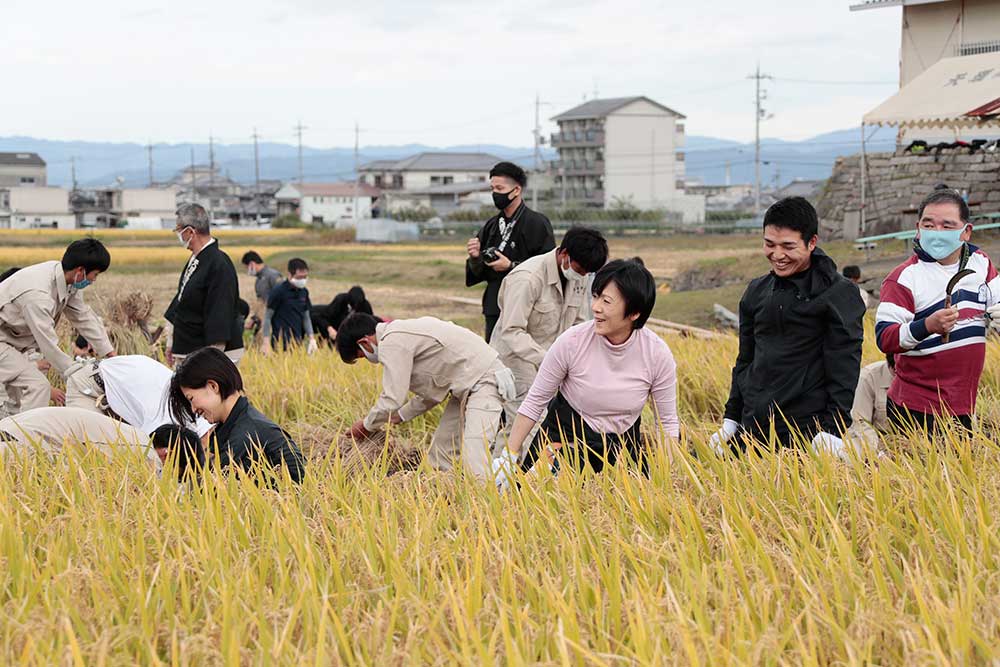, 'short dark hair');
168,347,244,423
61,238,111,273
762,196,818,242
241,251,263,265
560,226,608,273
918,183,970,223
287,258,308,274
842,265,861,280
335,312,380,363
347,286,373,314
74,334,90,350
489,161,527,188
150,424,205,483
0,267,20,283
591,257,656,330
